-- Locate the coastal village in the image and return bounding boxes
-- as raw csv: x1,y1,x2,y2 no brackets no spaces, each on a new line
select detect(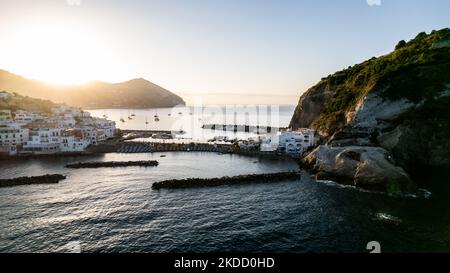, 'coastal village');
0,91,316,157
0,91,117,156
